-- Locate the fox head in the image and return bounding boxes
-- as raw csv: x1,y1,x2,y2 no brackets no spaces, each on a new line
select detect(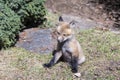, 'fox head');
55,16,75,43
